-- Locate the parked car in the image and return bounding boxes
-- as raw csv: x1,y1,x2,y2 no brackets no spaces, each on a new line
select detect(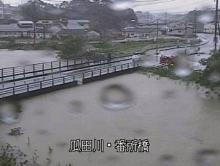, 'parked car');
160,55,176,65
